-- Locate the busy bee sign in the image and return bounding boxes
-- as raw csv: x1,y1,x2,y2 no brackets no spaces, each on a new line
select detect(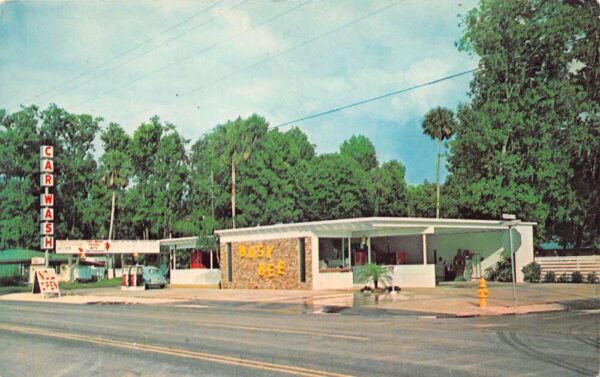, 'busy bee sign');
238,244,286,278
